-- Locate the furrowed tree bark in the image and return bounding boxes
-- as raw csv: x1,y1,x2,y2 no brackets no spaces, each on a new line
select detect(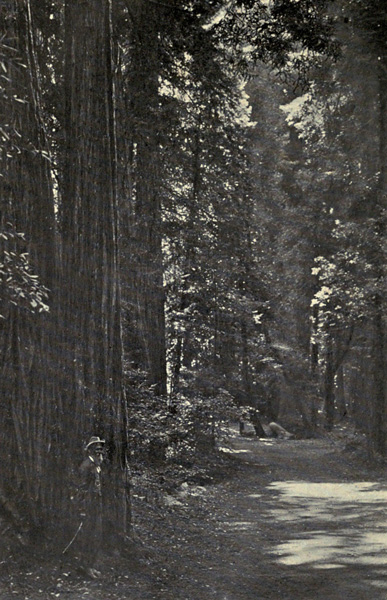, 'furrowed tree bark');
62,0,130,539
0,0,58,536
126,0,167,396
